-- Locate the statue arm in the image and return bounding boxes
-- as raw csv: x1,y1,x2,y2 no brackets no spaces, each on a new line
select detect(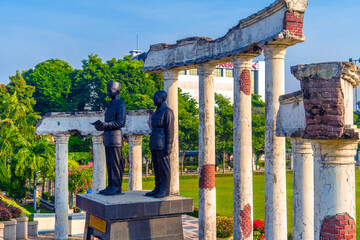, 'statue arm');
103,102,126,130
164,108,174,155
